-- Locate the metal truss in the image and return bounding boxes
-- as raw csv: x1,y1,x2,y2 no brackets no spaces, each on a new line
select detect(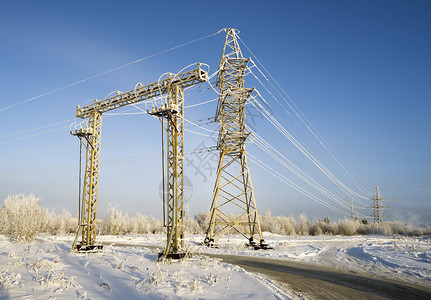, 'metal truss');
76,67,207,118
205,29,270,249
71,65,207,255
